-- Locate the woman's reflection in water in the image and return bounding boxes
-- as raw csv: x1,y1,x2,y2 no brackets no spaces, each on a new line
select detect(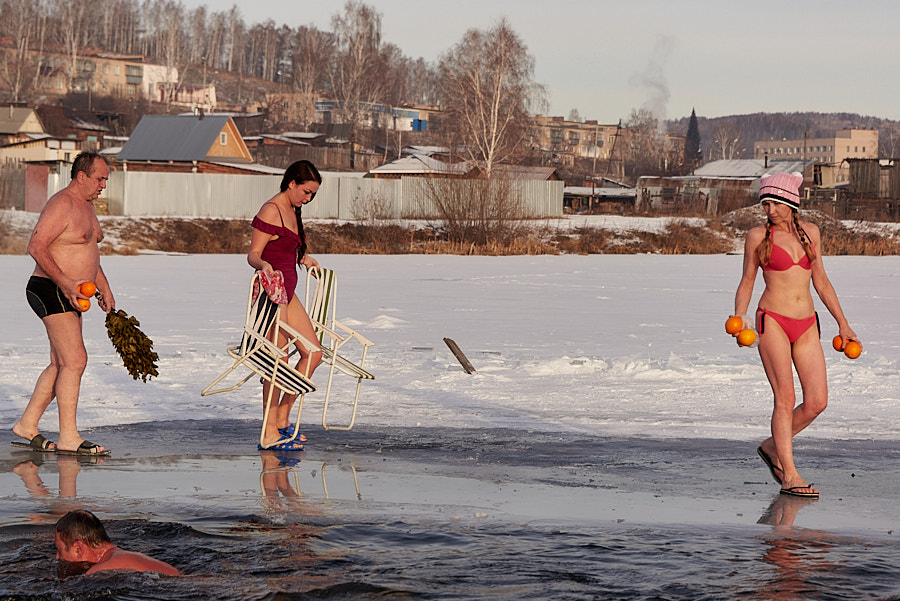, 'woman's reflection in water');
757,493,835,600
